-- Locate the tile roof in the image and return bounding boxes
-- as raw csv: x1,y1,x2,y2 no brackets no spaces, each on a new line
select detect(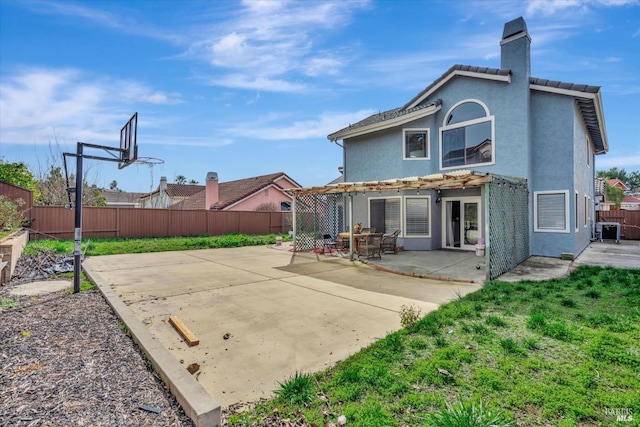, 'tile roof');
403,64,511,109
606,178,630,190
327,101,441,141
623,195,640,203
102,190,145,205
169,172,299,210
165,183,205,198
